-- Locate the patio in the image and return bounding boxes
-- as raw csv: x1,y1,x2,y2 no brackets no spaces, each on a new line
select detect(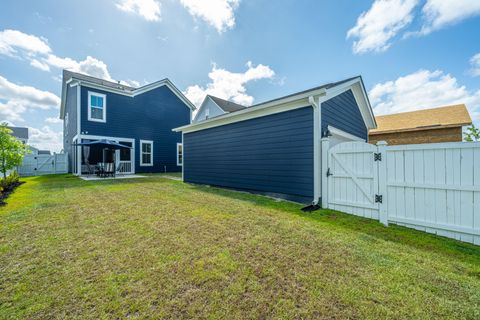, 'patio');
79,174,147,181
